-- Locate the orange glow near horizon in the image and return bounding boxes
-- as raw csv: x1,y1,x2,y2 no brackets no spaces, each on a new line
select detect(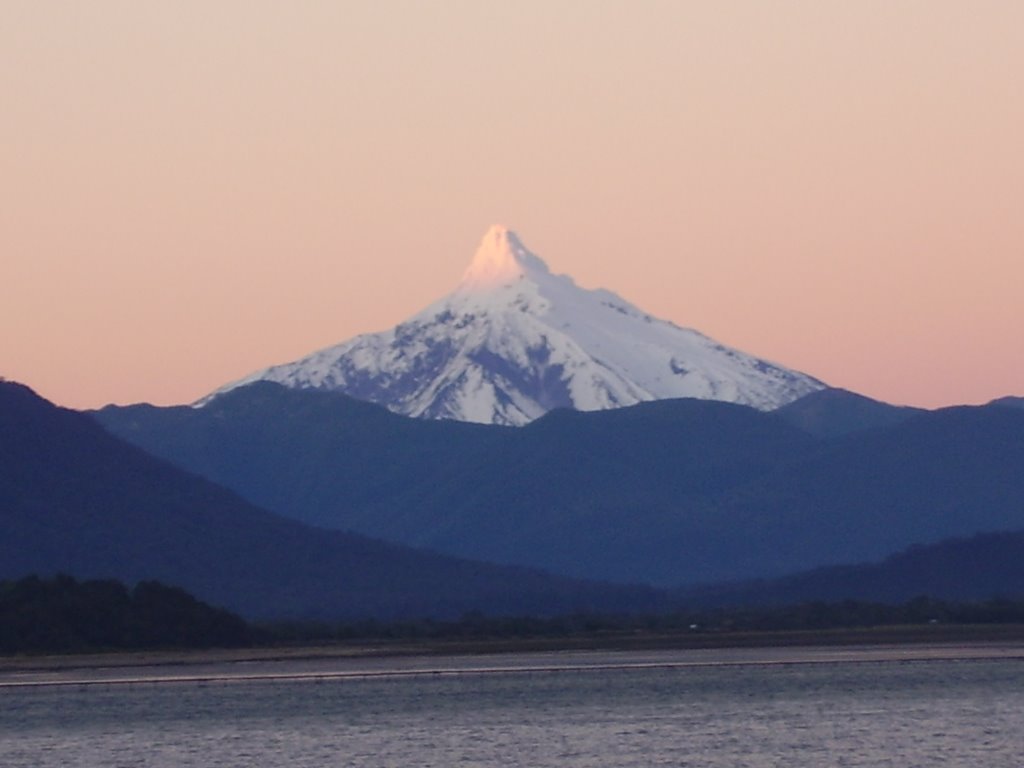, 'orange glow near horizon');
2,2,1022,411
